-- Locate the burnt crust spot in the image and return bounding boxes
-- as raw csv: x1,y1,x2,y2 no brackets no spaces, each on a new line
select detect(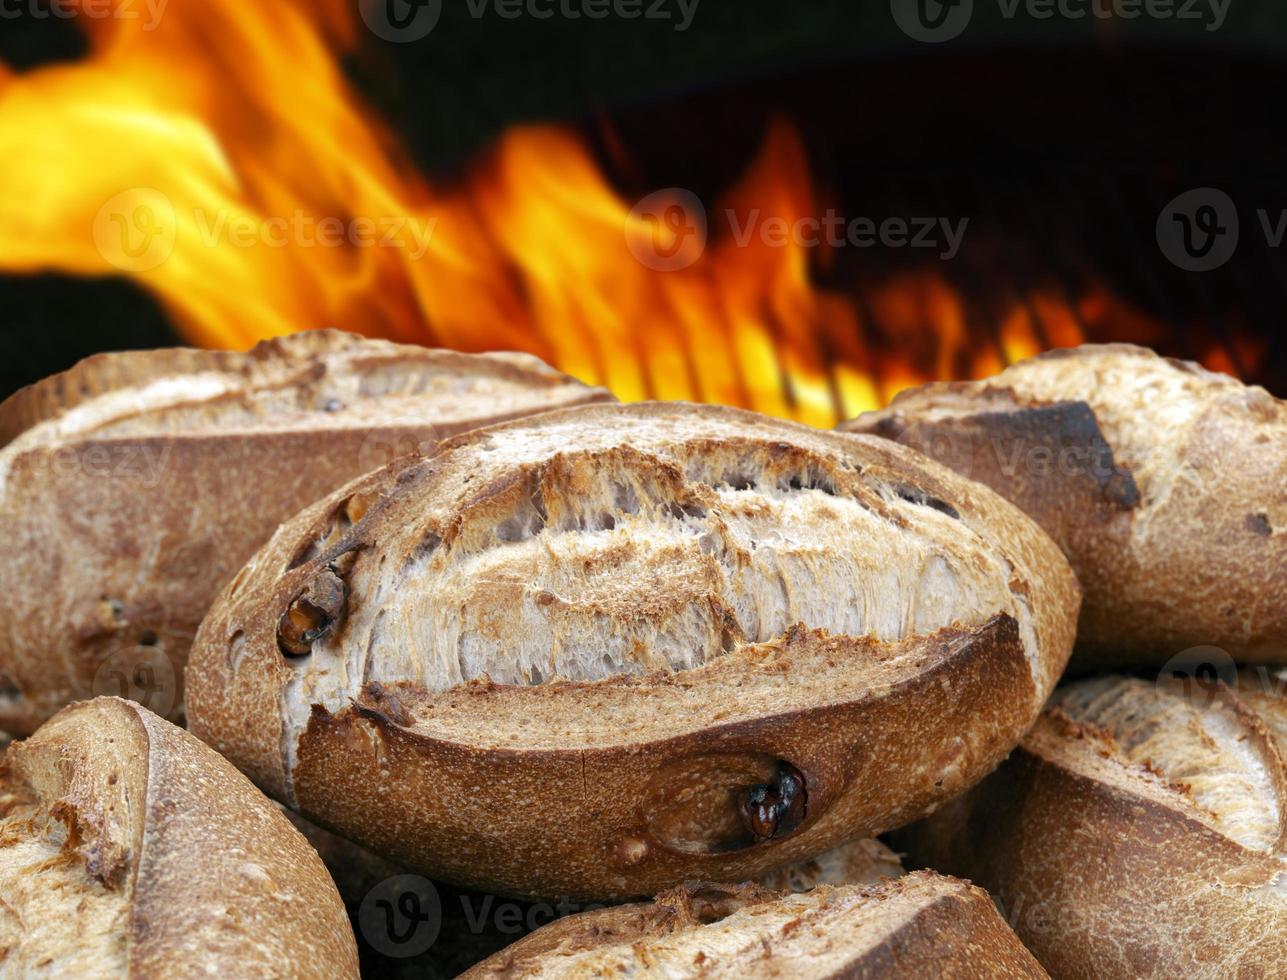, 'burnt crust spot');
739,762,808,842
277,568,348,657
1246,513,1273,537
